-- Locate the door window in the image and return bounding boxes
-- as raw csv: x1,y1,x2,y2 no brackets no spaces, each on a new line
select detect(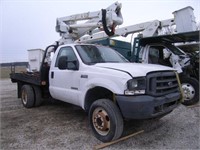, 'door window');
148,47,160,64
55,47,78,68
148,45,172,66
